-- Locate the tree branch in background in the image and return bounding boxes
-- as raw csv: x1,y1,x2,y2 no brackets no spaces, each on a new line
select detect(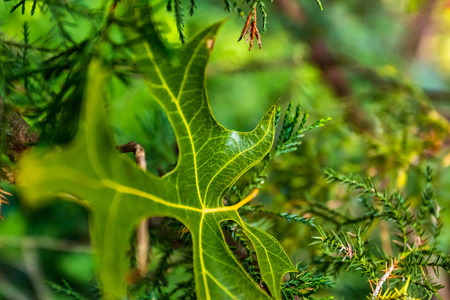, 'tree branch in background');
274,0,373,132
0,97,38,184
0,235,92,253
116,141,149,276
404,0,438,59
116,141,147,171
0,97,38,218
21,241,52,300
